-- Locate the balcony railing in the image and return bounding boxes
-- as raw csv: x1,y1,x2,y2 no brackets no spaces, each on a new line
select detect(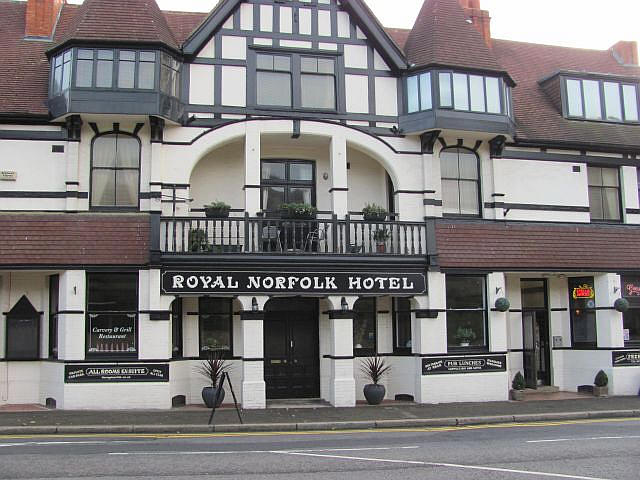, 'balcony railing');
159,213,427,256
